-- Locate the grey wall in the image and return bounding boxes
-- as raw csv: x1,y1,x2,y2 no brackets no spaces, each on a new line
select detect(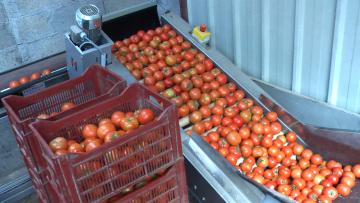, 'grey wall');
187,0,360,114
0,0,179,72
